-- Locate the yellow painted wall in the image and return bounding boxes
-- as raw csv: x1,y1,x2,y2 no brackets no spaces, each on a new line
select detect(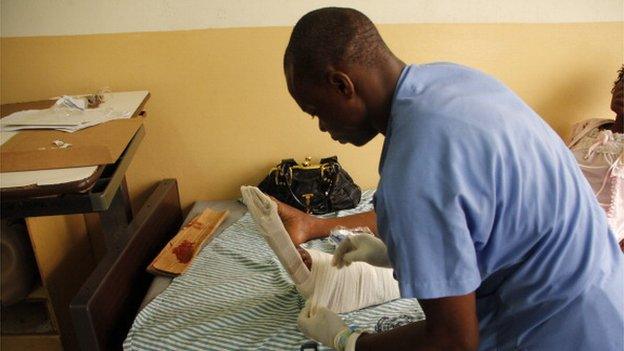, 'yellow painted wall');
1,23,622,212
